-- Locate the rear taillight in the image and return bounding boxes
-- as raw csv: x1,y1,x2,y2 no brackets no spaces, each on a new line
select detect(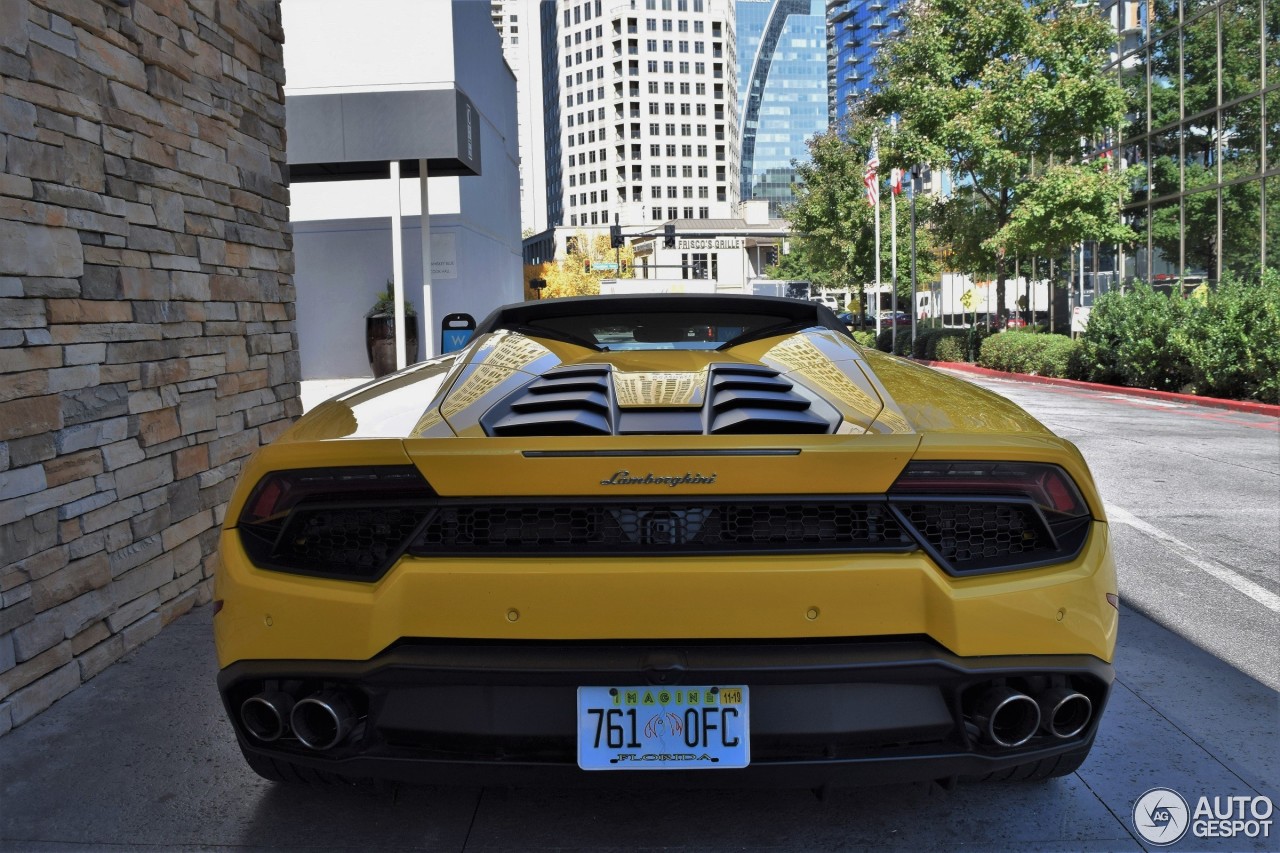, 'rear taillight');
889,462,1089,519
237,467,434,581
888,462,1094,575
